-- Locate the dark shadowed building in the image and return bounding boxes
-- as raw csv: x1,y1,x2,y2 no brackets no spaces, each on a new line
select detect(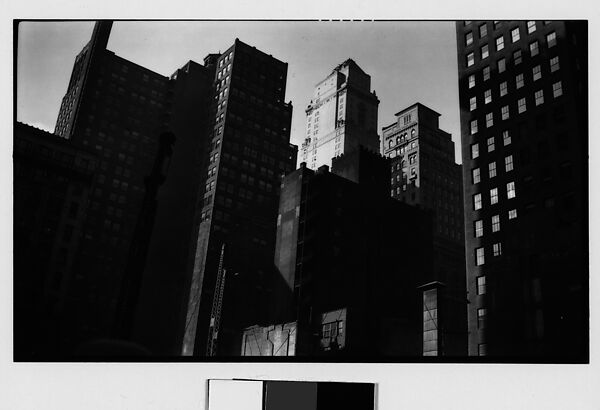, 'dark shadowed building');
381,103,467,356
456,20,587,359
